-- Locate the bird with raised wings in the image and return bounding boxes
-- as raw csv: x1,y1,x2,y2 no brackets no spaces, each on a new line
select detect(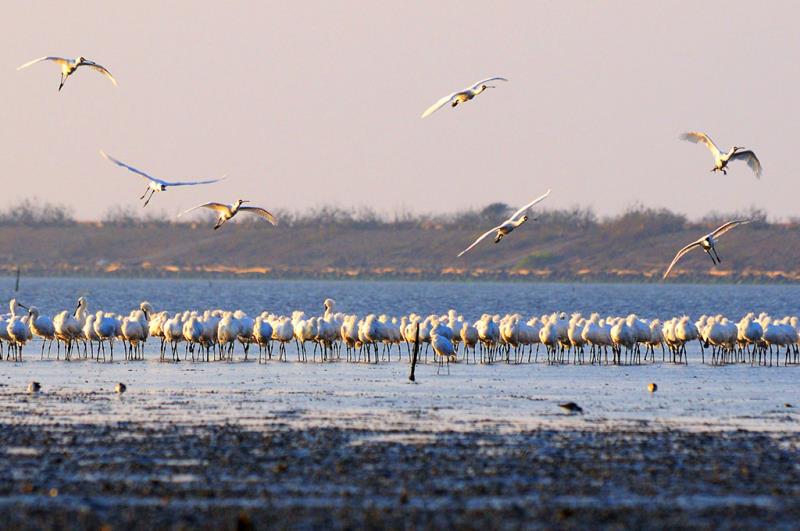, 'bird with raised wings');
421,77,508,118
100,151,226,207
680,132,762,178
179,199,278,230
17,56,117,91
457,190,550,257
662,219,751,279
